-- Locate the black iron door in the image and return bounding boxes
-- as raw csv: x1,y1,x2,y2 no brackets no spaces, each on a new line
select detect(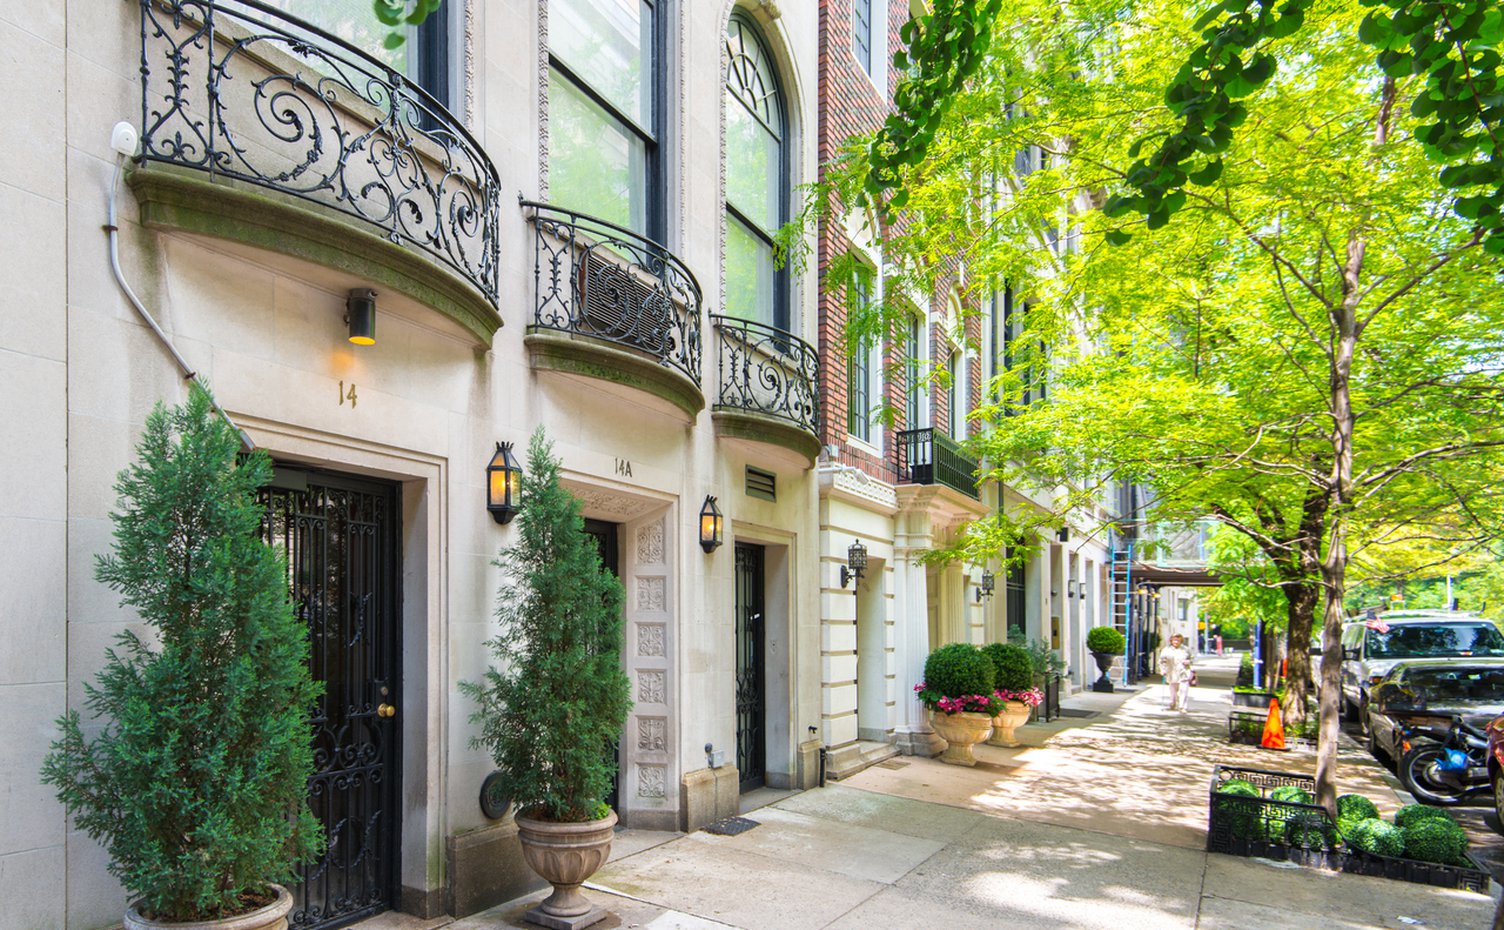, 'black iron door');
582,519,622,811
259,468,401,930
734,543,766,792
